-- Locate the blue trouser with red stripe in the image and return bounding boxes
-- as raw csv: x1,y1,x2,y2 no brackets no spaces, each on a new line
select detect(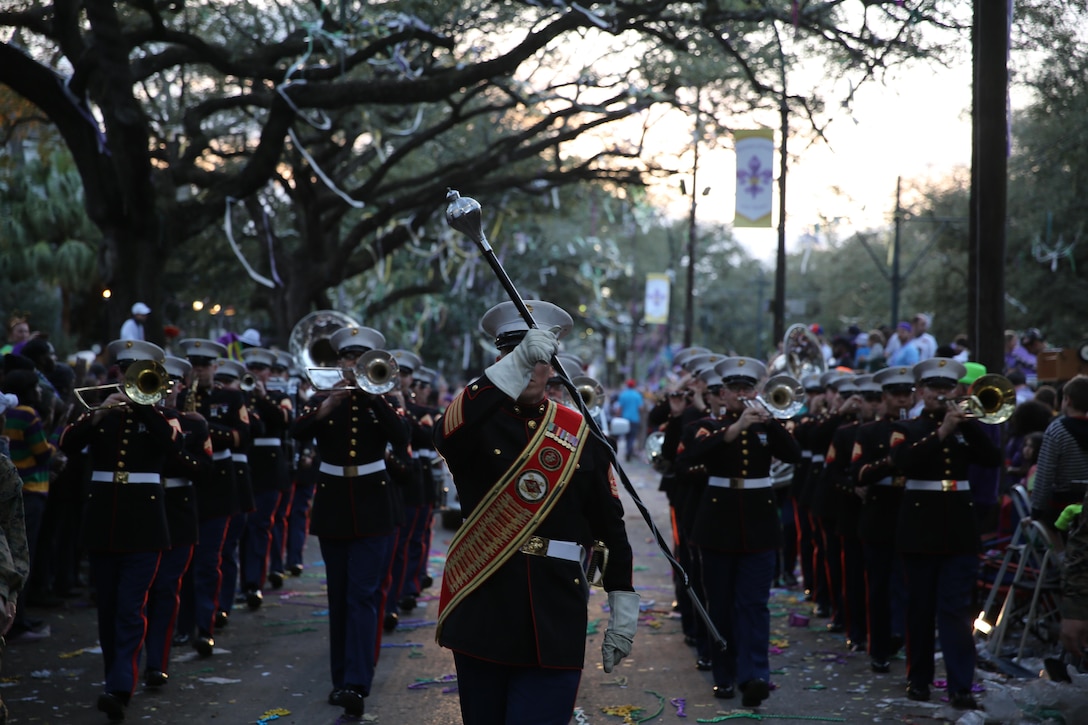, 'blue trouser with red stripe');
89,550,162,695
